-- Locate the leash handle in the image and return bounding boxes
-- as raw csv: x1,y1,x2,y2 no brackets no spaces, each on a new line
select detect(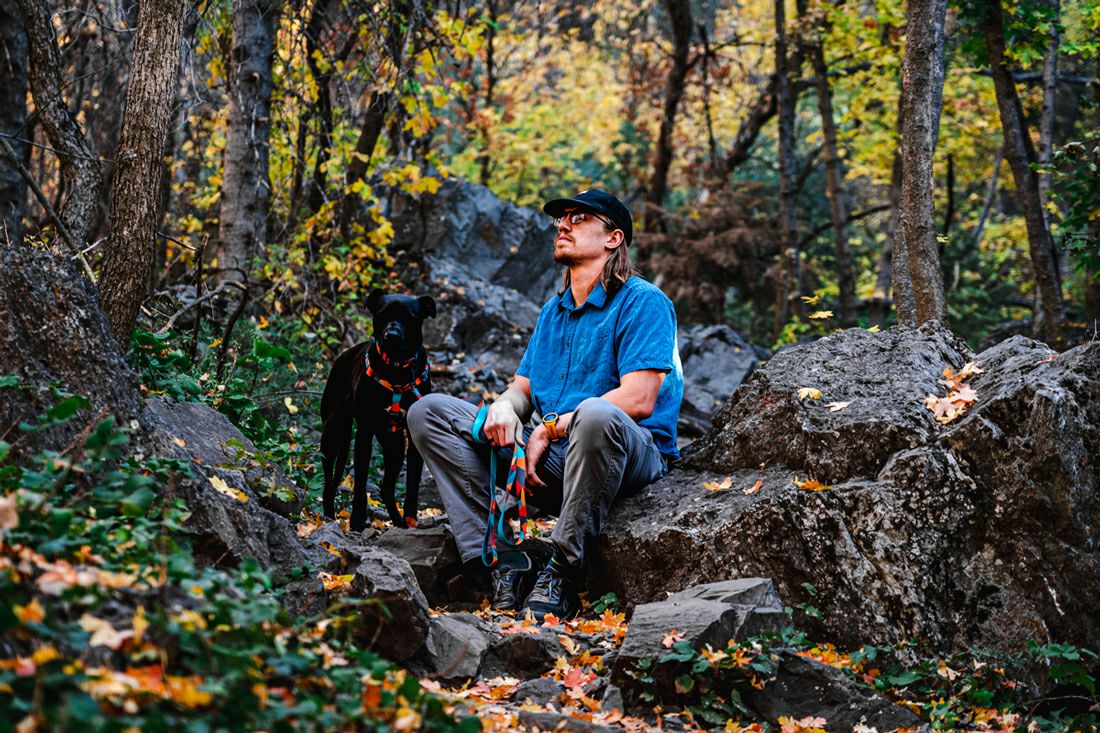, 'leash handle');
471,403,529,567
